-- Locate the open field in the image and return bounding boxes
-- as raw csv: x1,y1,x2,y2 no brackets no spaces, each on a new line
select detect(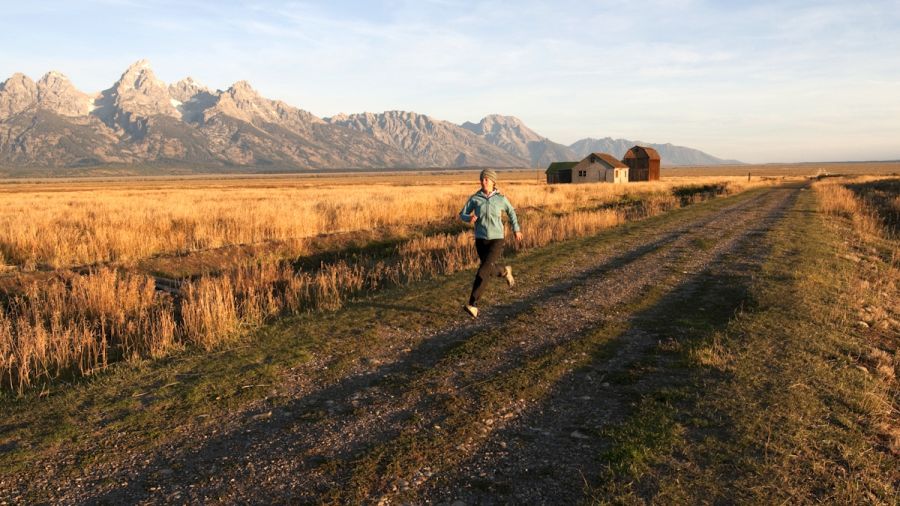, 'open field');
0,171,759,269
0,172,787,393
0,171,897,504
1,160,898,187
